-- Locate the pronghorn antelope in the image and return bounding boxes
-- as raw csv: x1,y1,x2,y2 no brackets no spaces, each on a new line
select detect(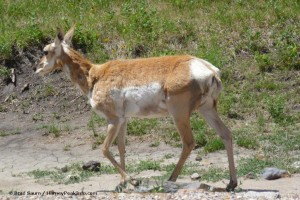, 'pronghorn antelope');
35,27,237,191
